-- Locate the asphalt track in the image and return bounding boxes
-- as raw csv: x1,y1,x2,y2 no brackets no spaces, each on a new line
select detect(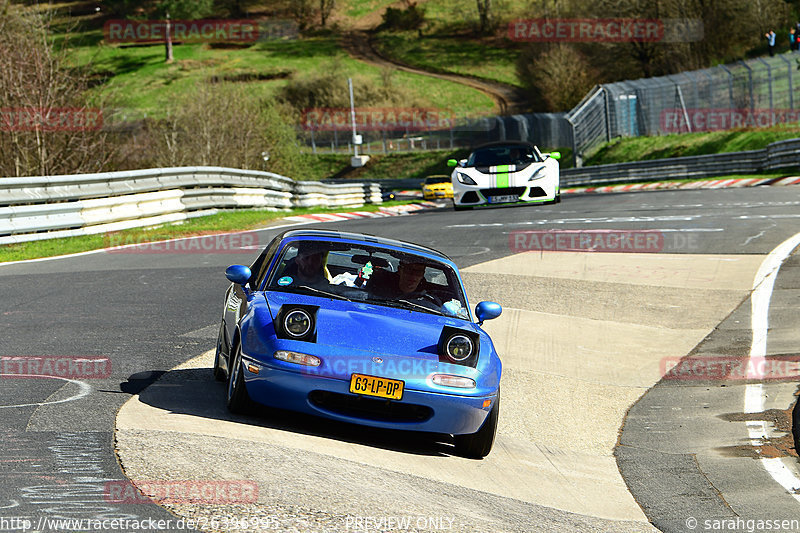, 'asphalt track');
3,186,800,532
